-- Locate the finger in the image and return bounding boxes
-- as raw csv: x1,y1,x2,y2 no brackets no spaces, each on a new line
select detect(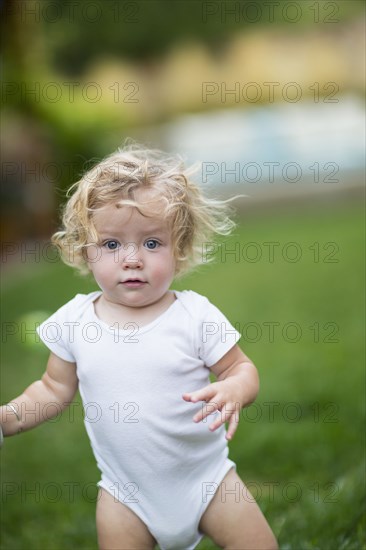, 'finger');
193,399,221,423
209,407,225,432
225,412,239,440
209,417,223,432
209,402,238,433
182,393,192,401
183,384,216,404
